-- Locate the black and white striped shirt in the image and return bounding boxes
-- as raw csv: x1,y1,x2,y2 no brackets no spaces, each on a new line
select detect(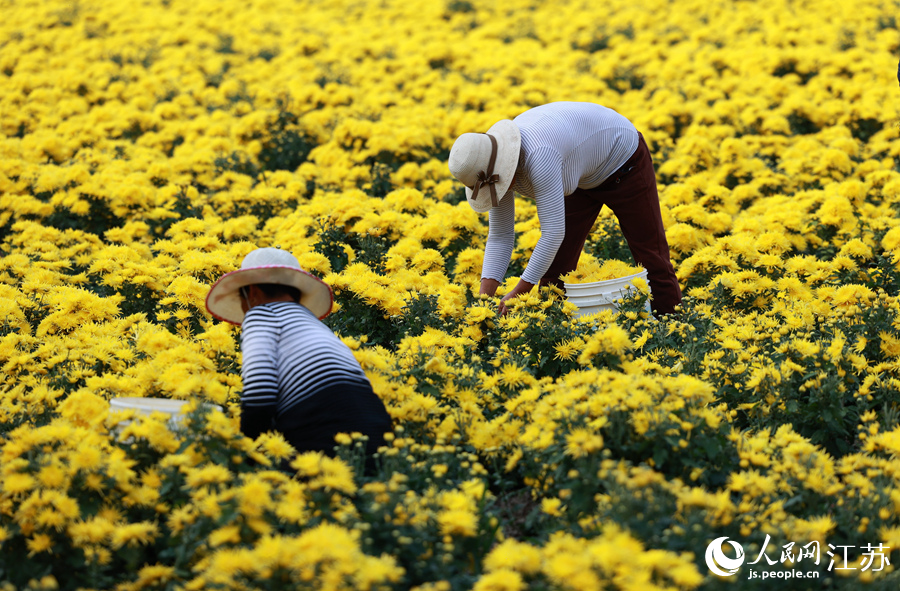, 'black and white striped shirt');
483,102,639,285
240,301,370,423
